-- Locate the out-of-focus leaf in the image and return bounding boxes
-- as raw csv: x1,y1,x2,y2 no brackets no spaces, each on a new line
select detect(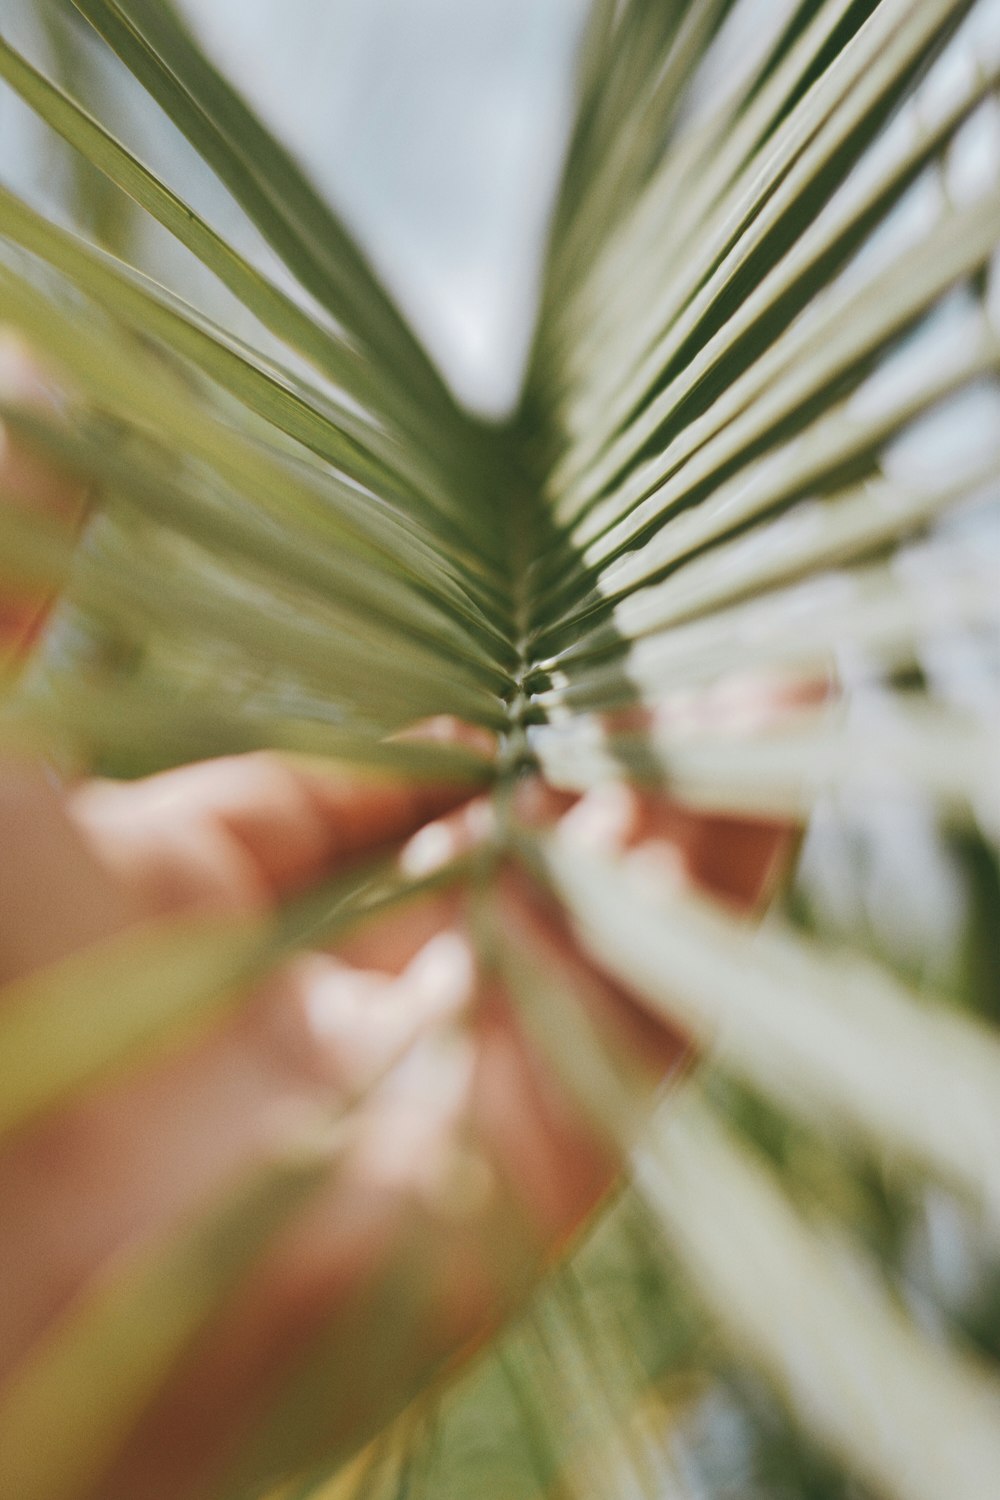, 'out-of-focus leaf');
0,1149,330,1500
544,835,1000,1233
638,1092,1000,1500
